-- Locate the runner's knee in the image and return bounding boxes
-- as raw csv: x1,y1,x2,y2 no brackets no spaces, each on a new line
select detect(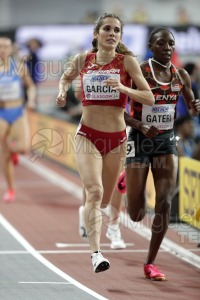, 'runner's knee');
85,184,104,203
127,194,146,221
129,208,146,222
155,197,171,215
